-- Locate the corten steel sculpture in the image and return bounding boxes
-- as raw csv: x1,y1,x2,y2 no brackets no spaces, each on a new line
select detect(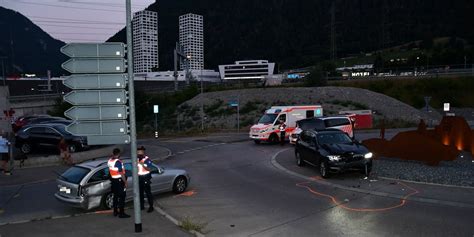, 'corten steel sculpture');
363,116,473,166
